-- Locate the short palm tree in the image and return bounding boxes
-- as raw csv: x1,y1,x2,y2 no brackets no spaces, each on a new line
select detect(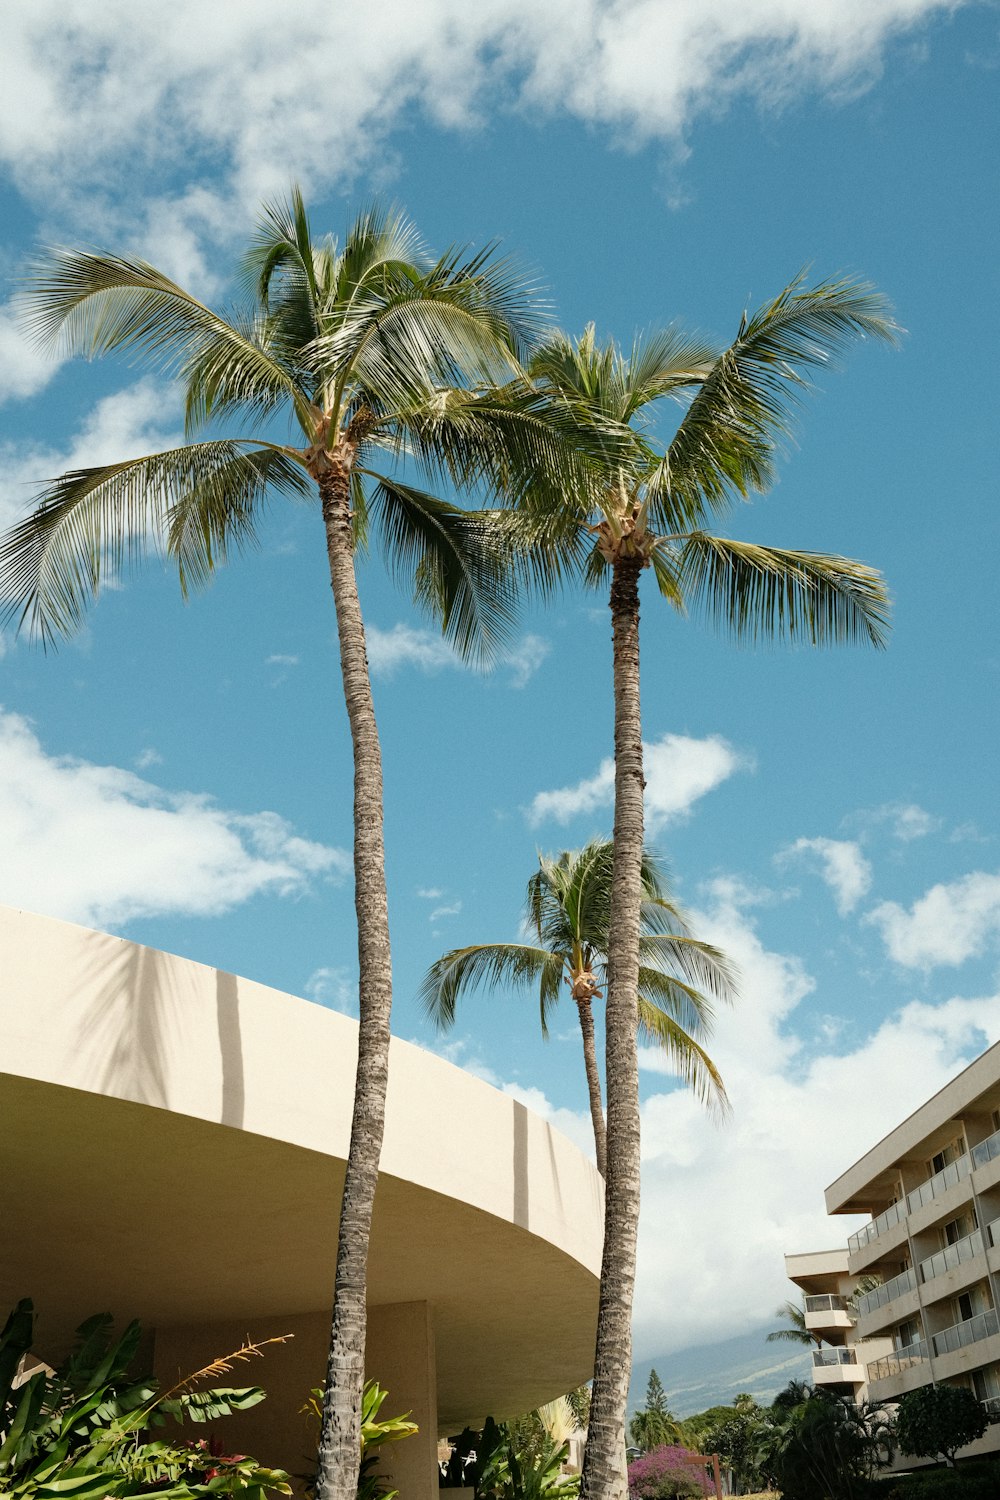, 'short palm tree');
767,1300,823,1350
421,839,734,1176
0,191,563,1500
500,276,897,1500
